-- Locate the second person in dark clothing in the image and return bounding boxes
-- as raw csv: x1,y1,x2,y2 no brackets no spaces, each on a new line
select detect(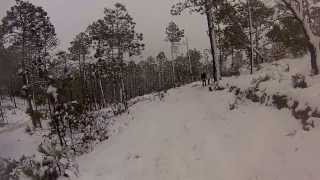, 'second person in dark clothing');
201,72,207,87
